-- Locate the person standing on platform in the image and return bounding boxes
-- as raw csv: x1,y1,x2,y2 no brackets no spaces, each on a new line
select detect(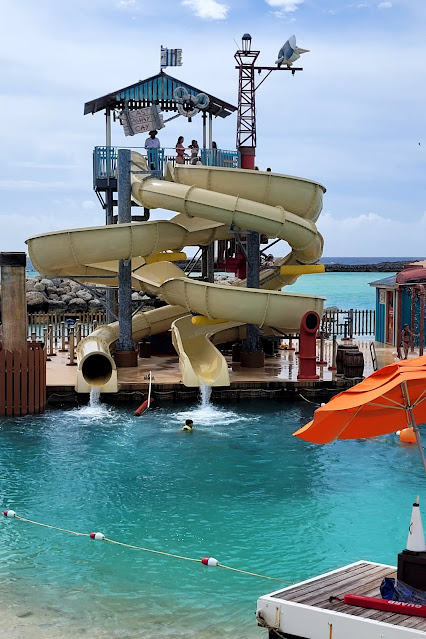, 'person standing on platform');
175,136,186,164
188,140,199,165
401,324,418,359
145,130,160,170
